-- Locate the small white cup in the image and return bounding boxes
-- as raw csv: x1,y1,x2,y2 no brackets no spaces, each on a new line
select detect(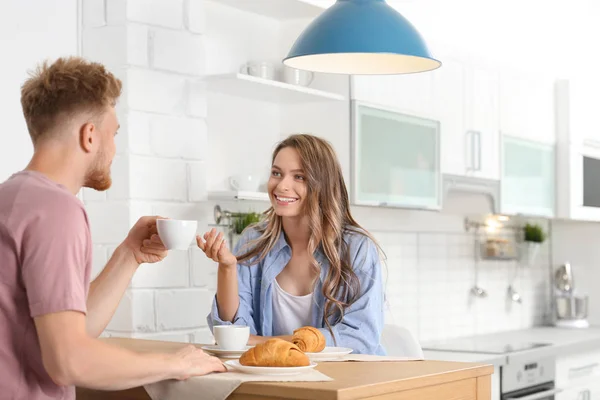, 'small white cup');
239,61,276,80
282,65,314,87
156,219,198,250
213,325,250,351
229,174,260,192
